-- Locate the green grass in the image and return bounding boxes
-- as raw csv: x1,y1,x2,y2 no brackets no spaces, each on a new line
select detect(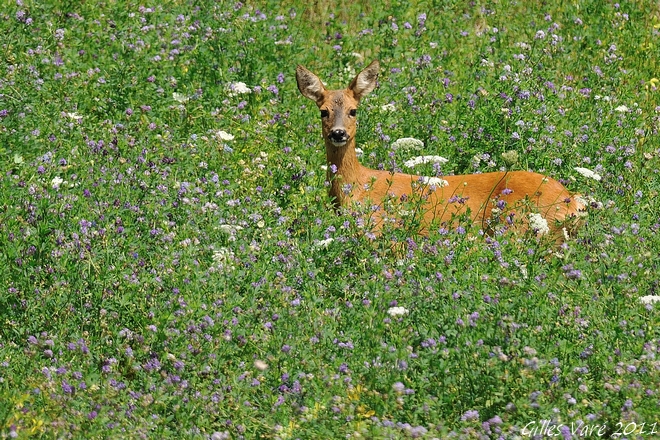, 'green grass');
1,0,659,438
